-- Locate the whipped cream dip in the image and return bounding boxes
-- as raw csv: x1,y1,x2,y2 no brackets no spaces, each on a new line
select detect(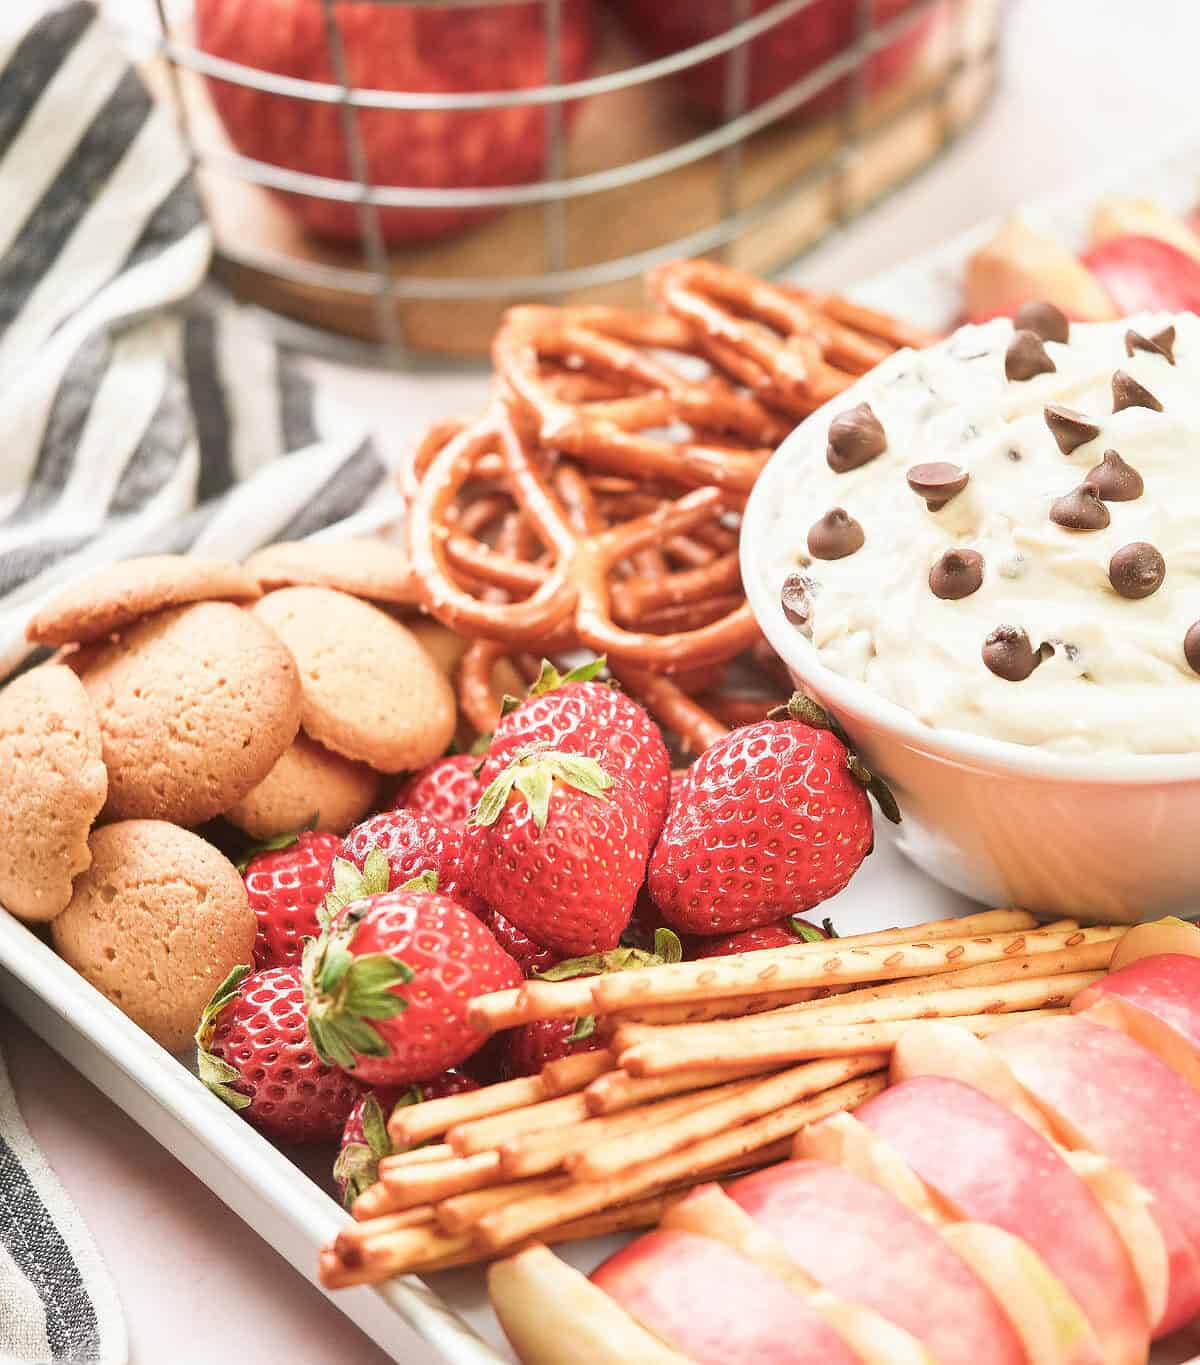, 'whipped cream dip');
755,309,1200,755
